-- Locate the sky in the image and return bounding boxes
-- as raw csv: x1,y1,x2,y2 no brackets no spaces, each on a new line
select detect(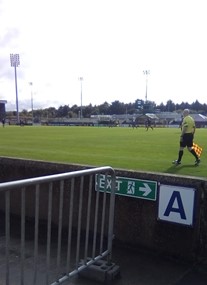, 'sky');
0,0,207,111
